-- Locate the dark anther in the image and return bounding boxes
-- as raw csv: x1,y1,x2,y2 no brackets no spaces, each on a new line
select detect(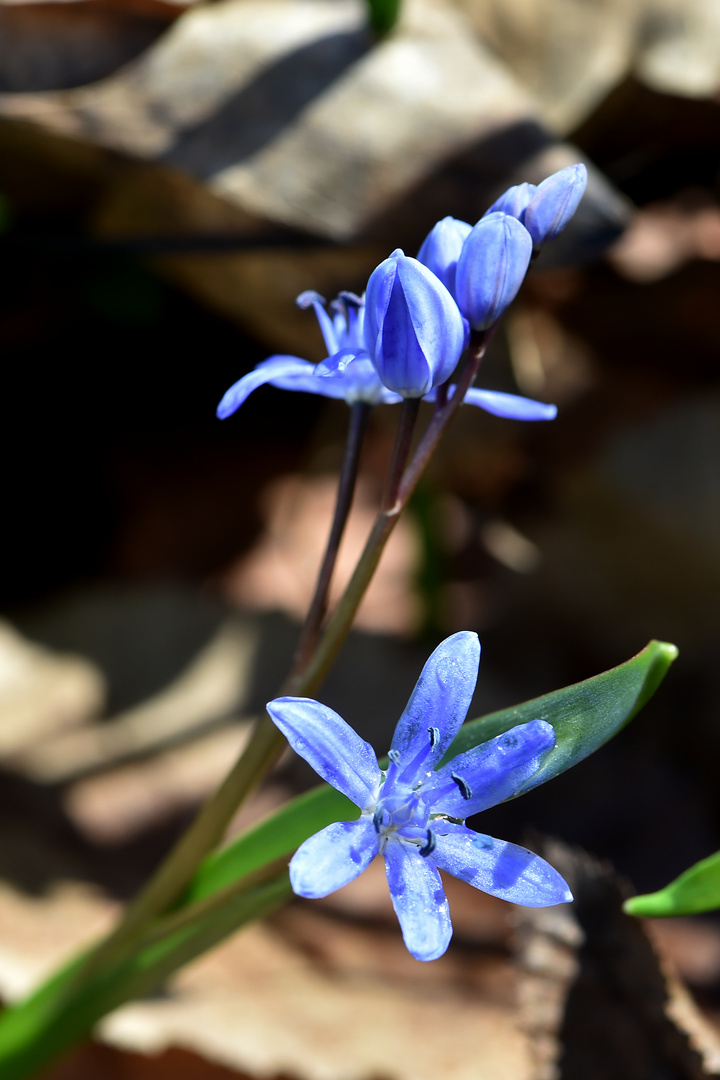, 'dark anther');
373,808,383,832
419,829,436,857
388,749,401,765
428,726,440,748
452,773,472,799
